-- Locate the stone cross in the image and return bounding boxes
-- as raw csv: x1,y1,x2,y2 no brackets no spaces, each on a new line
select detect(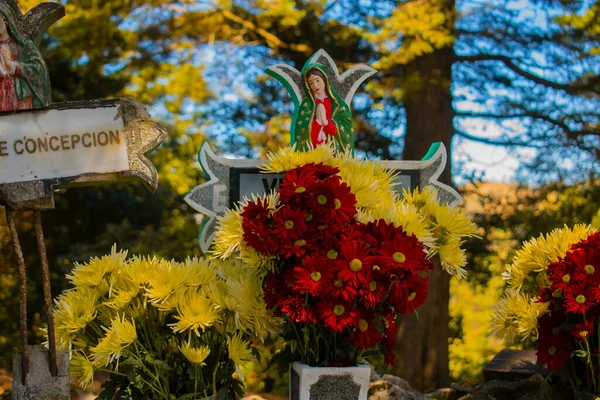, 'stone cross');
185,50,460,253
0,2,167,398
